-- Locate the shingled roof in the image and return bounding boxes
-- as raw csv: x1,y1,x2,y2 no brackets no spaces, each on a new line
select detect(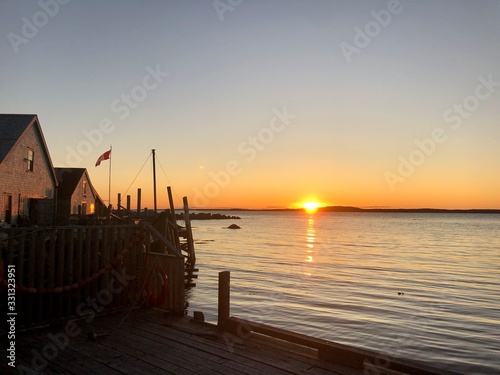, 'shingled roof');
55,168,87,198
0,114,37,163
54,167,106,208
